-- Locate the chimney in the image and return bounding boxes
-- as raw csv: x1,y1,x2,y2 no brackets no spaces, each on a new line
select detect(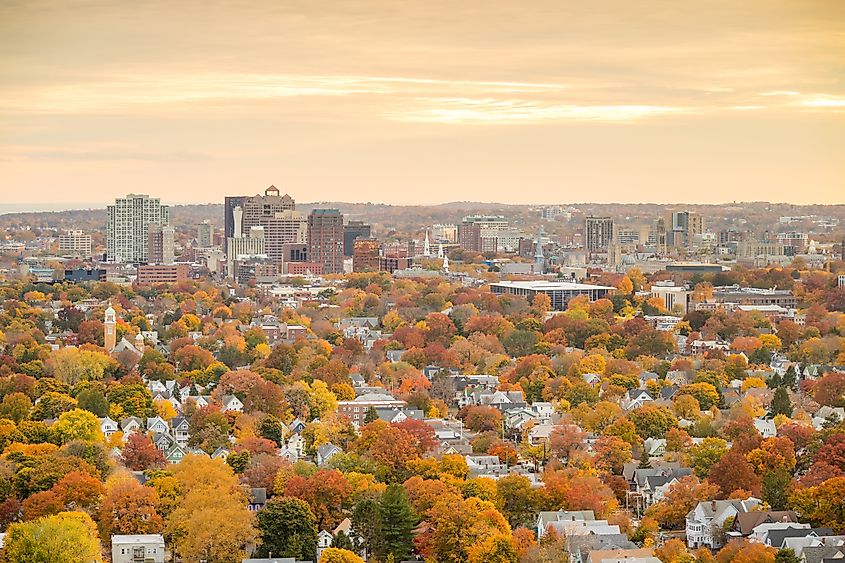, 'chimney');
711,500,717,511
